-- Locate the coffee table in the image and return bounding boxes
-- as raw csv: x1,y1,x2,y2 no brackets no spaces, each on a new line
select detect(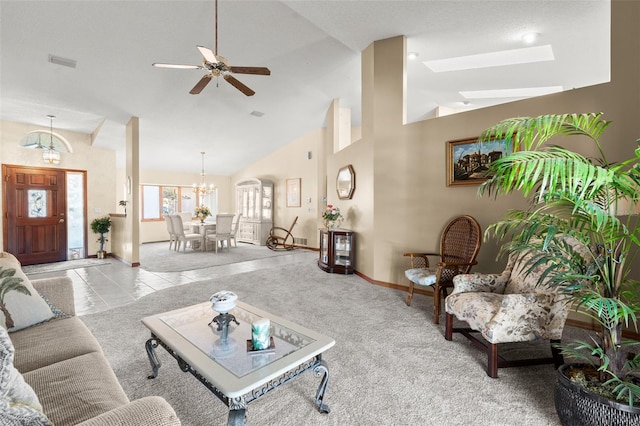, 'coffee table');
142,301,335,425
